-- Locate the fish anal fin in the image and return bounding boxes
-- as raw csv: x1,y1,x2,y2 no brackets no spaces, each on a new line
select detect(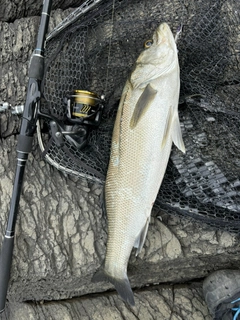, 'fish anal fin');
130,84,157,129
172,114,186,153
134,217,150,256
92,268,135,306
